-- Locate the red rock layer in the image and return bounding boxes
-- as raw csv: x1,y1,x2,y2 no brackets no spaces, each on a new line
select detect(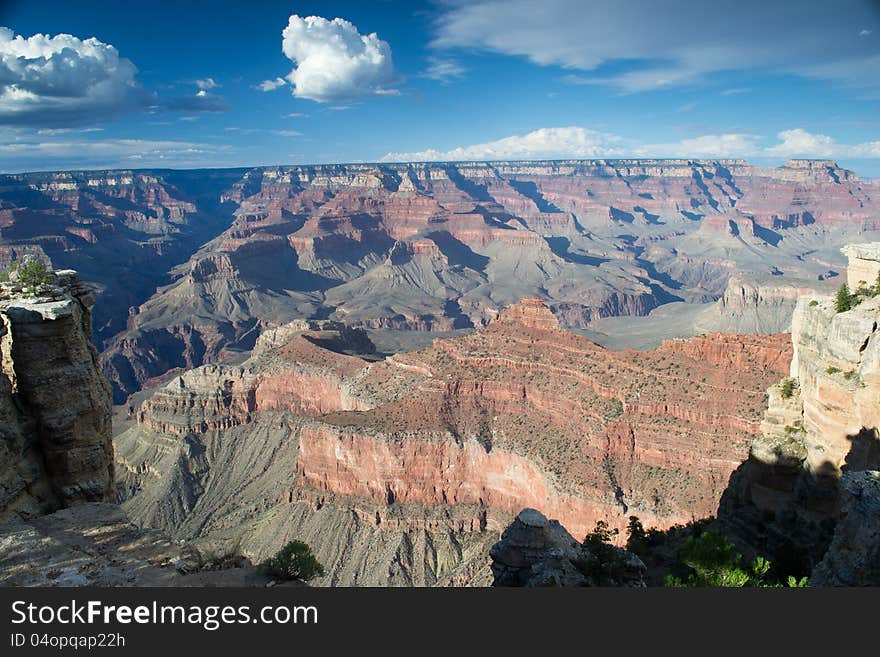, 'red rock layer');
135,299,792,538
